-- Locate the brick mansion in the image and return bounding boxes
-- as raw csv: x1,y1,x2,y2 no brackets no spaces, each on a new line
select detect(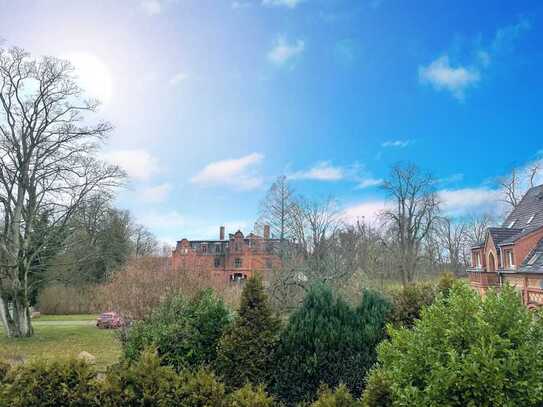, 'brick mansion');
469,185,543,307
171,225,282,283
